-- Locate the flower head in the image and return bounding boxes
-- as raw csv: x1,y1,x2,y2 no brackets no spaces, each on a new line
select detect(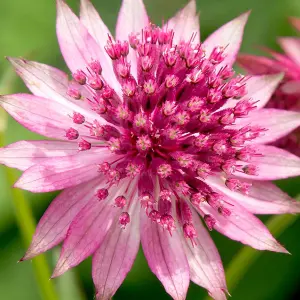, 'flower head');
238,17,300,156
1,1,300,299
